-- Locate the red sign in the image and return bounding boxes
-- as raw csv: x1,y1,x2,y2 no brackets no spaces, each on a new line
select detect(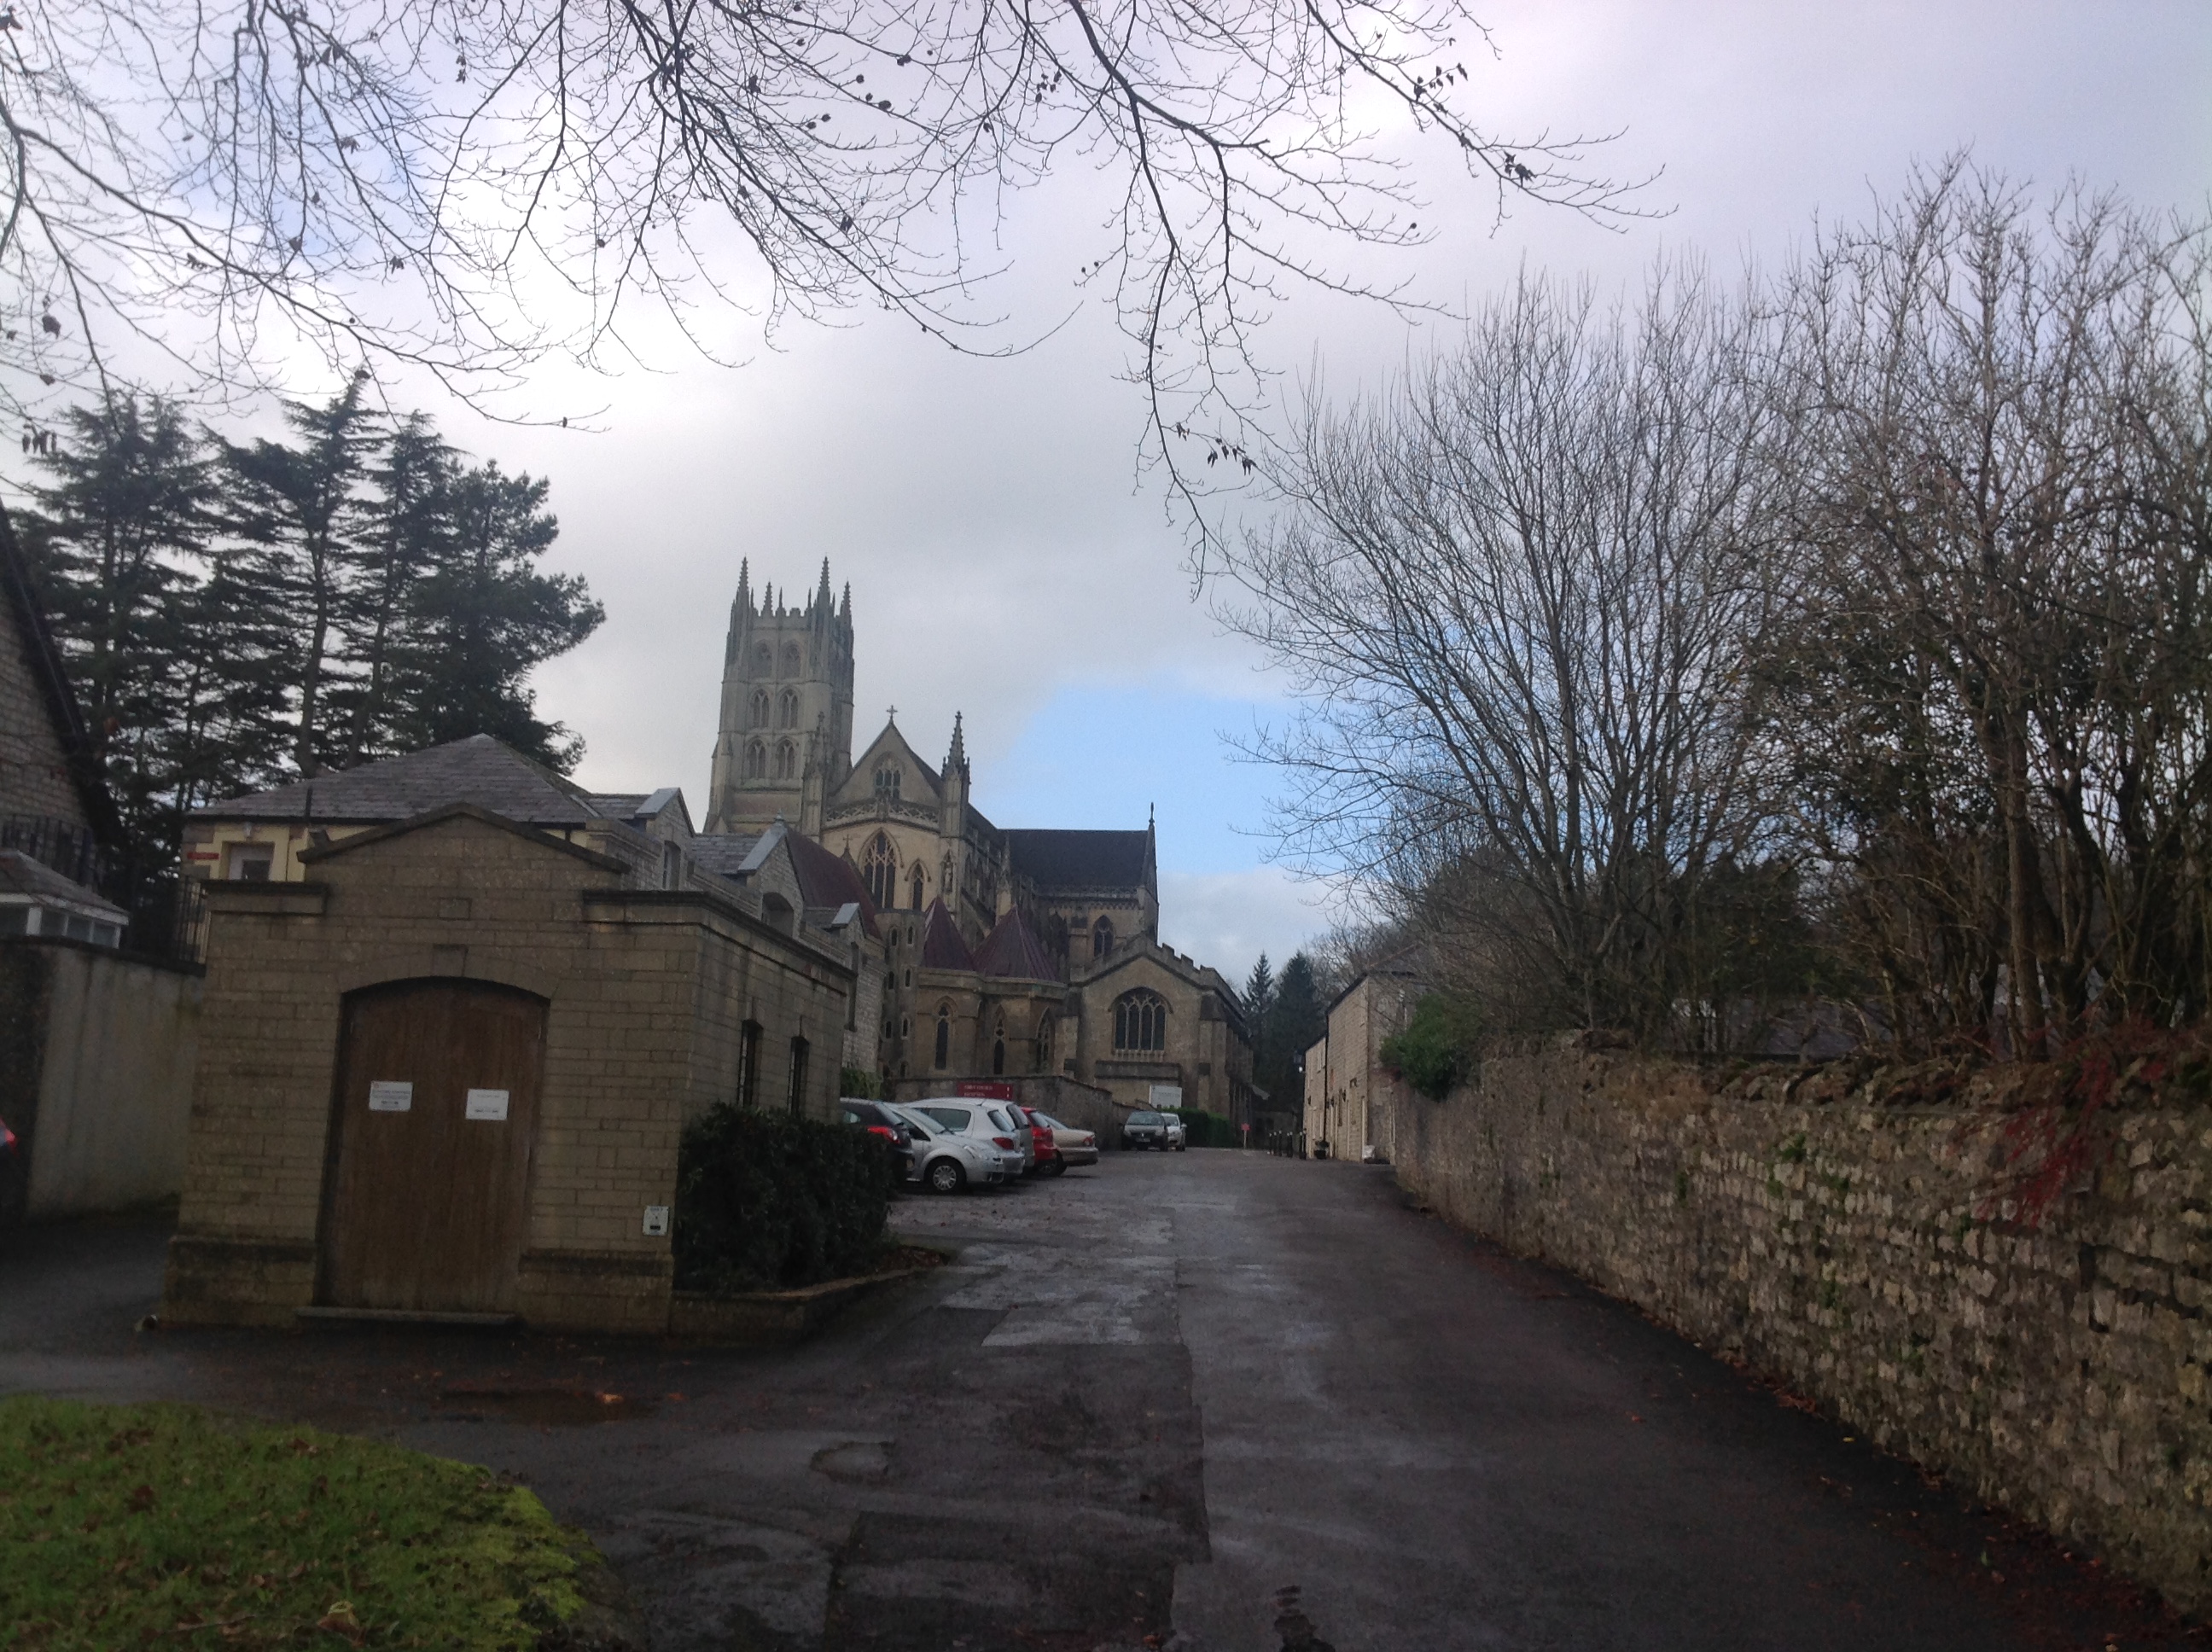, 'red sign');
955,1081,1015,1101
